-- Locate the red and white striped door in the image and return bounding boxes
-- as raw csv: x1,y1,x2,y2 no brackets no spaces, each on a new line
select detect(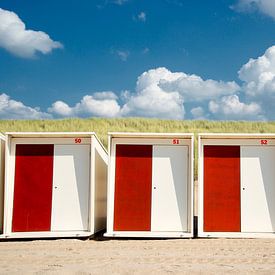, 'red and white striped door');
12,143,90,232
113,144,188,232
